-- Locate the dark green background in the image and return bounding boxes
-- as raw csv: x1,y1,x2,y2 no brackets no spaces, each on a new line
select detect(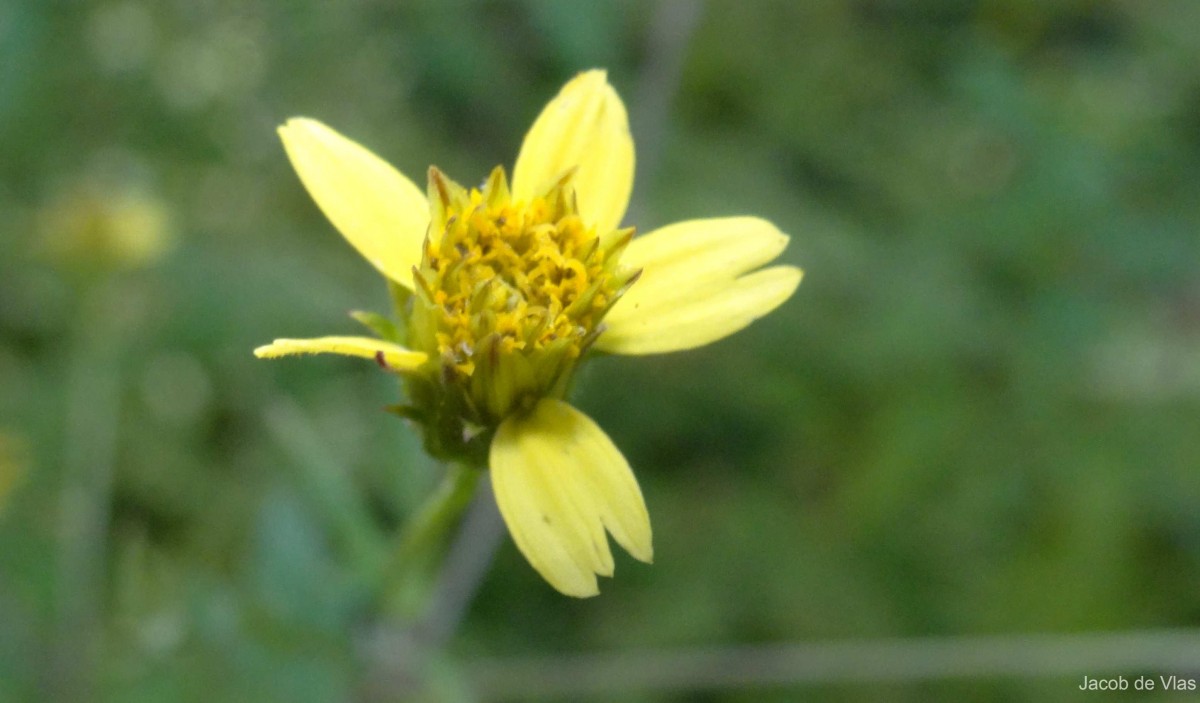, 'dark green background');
3,1,1199,701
